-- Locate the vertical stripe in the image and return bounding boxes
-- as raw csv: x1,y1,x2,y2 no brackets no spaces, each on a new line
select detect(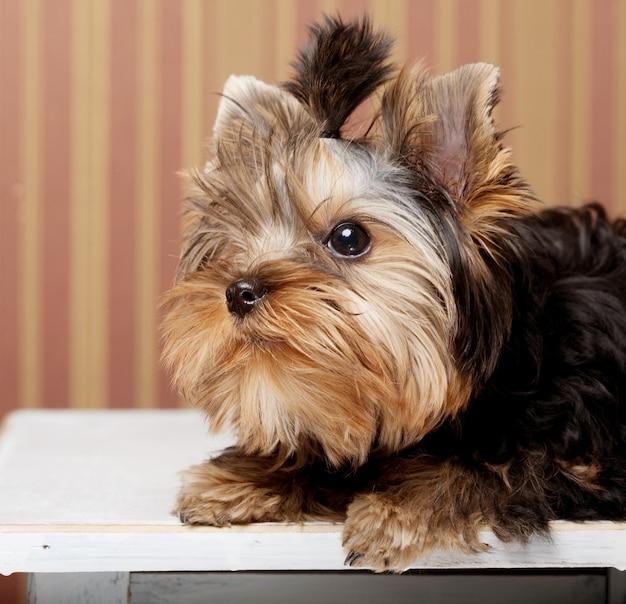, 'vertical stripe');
590,1,616,209
512,1,560,205
570,0,593,203
407,0,436,64
369,0,409,63
260,0,278,82
90,0,111,407
268,1,281,82
434,0,456,72
215,0,275,85
181,0,205,170
479,0,501,63
19,0,43,409
295,0,319,47
136,0,160,409
89,0,114,407
275,0,298,81
70,0,110,409
109,0,138,408
457,0,481,64
69,0,90,408
203,1,220,146
158,0,183,408
42,0,72,407
554,0,572,203
0,0,21,414
497,0,518,136
616,0,626,218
